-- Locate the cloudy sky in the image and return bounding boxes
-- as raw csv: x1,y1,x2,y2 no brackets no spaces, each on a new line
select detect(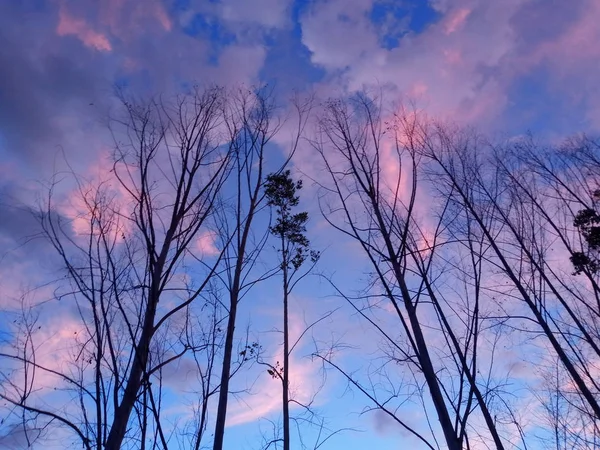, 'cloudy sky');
1,0,599,449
